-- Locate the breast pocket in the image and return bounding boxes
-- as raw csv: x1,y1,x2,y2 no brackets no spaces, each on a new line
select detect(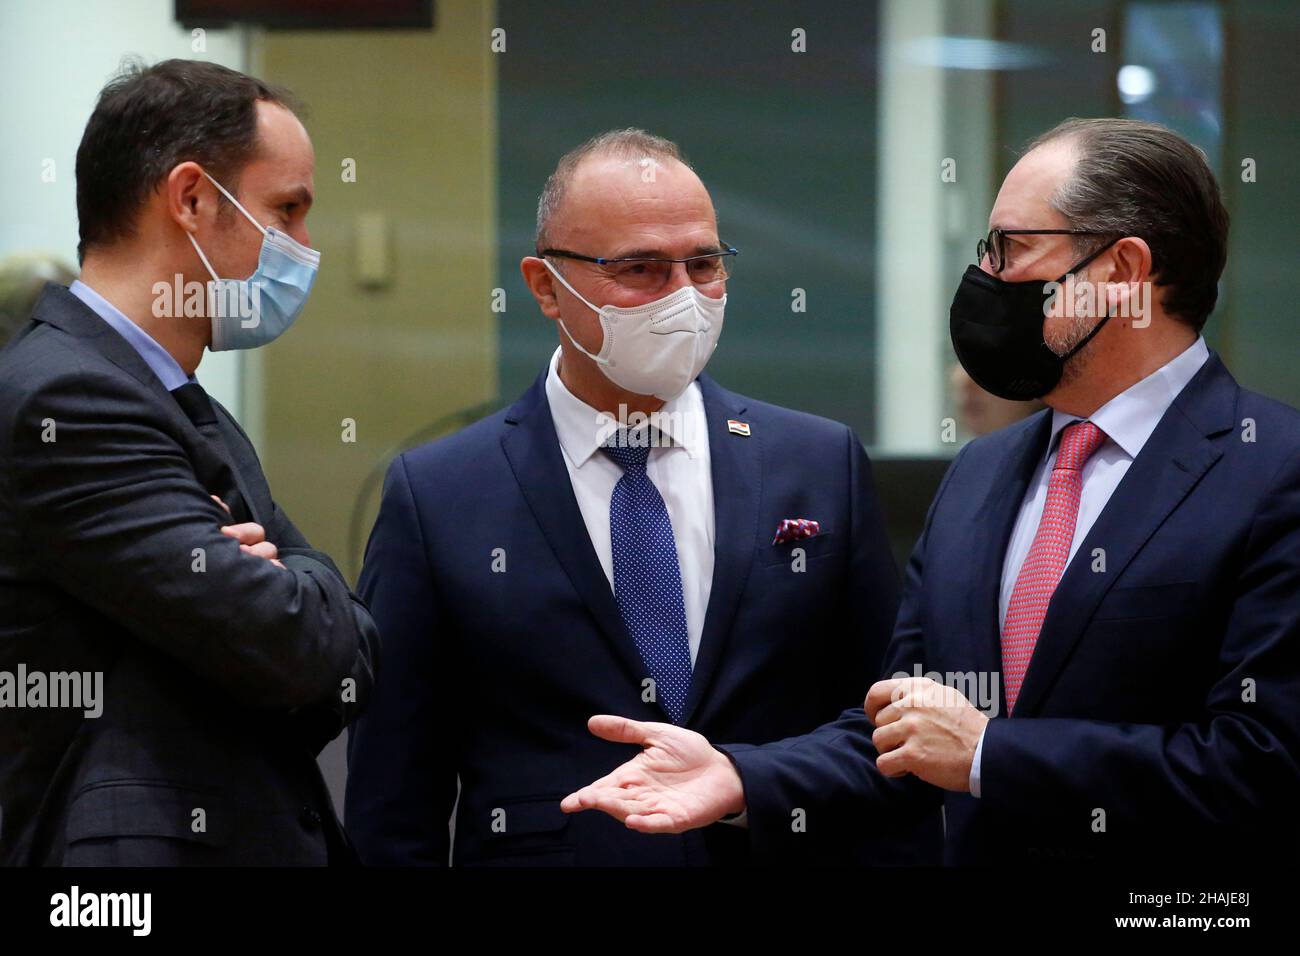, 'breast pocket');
757,531,840,568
